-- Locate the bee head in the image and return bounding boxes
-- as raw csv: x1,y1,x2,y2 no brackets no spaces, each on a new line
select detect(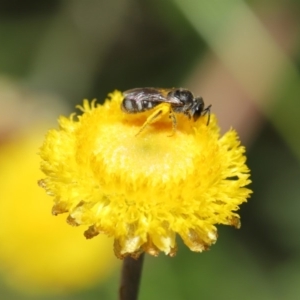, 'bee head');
190,97,204,121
